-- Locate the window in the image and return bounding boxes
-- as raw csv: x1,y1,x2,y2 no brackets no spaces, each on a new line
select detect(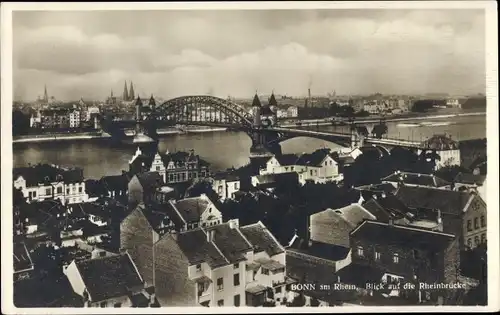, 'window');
393,254,399,264
276,286,282,293
474,236,479,246
217,299,224,306
45,188,51,195
467,220,472,231
156,166,161,171
481,215,486,227
66,188,70,194
481,233,486,244
310,170,313,176
234,182,238,190
100,301,107,307
32,191,37,198
57,187,62,194
217,277,223,291
234,294,240,307
218,186,223,193
233,273,240,286
114,302,122,308
196,264,201,272
78,187,83,193
357,246,364,257
262,268,269,275
467,238,473,248
291,167,294,171
375,251,381,261
233,263,239,270
474,217,479,229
